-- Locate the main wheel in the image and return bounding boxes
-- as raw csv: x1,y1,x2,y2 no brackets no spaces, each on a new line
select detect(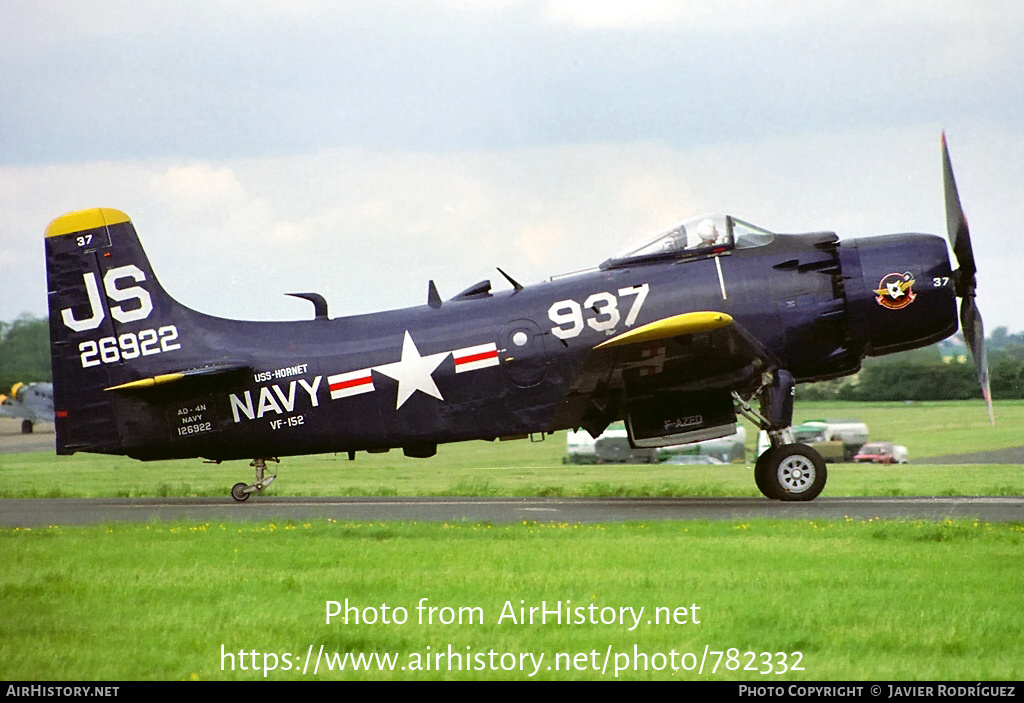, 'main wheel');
230,482,250,502
21,419,33,434
756,444,827,502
